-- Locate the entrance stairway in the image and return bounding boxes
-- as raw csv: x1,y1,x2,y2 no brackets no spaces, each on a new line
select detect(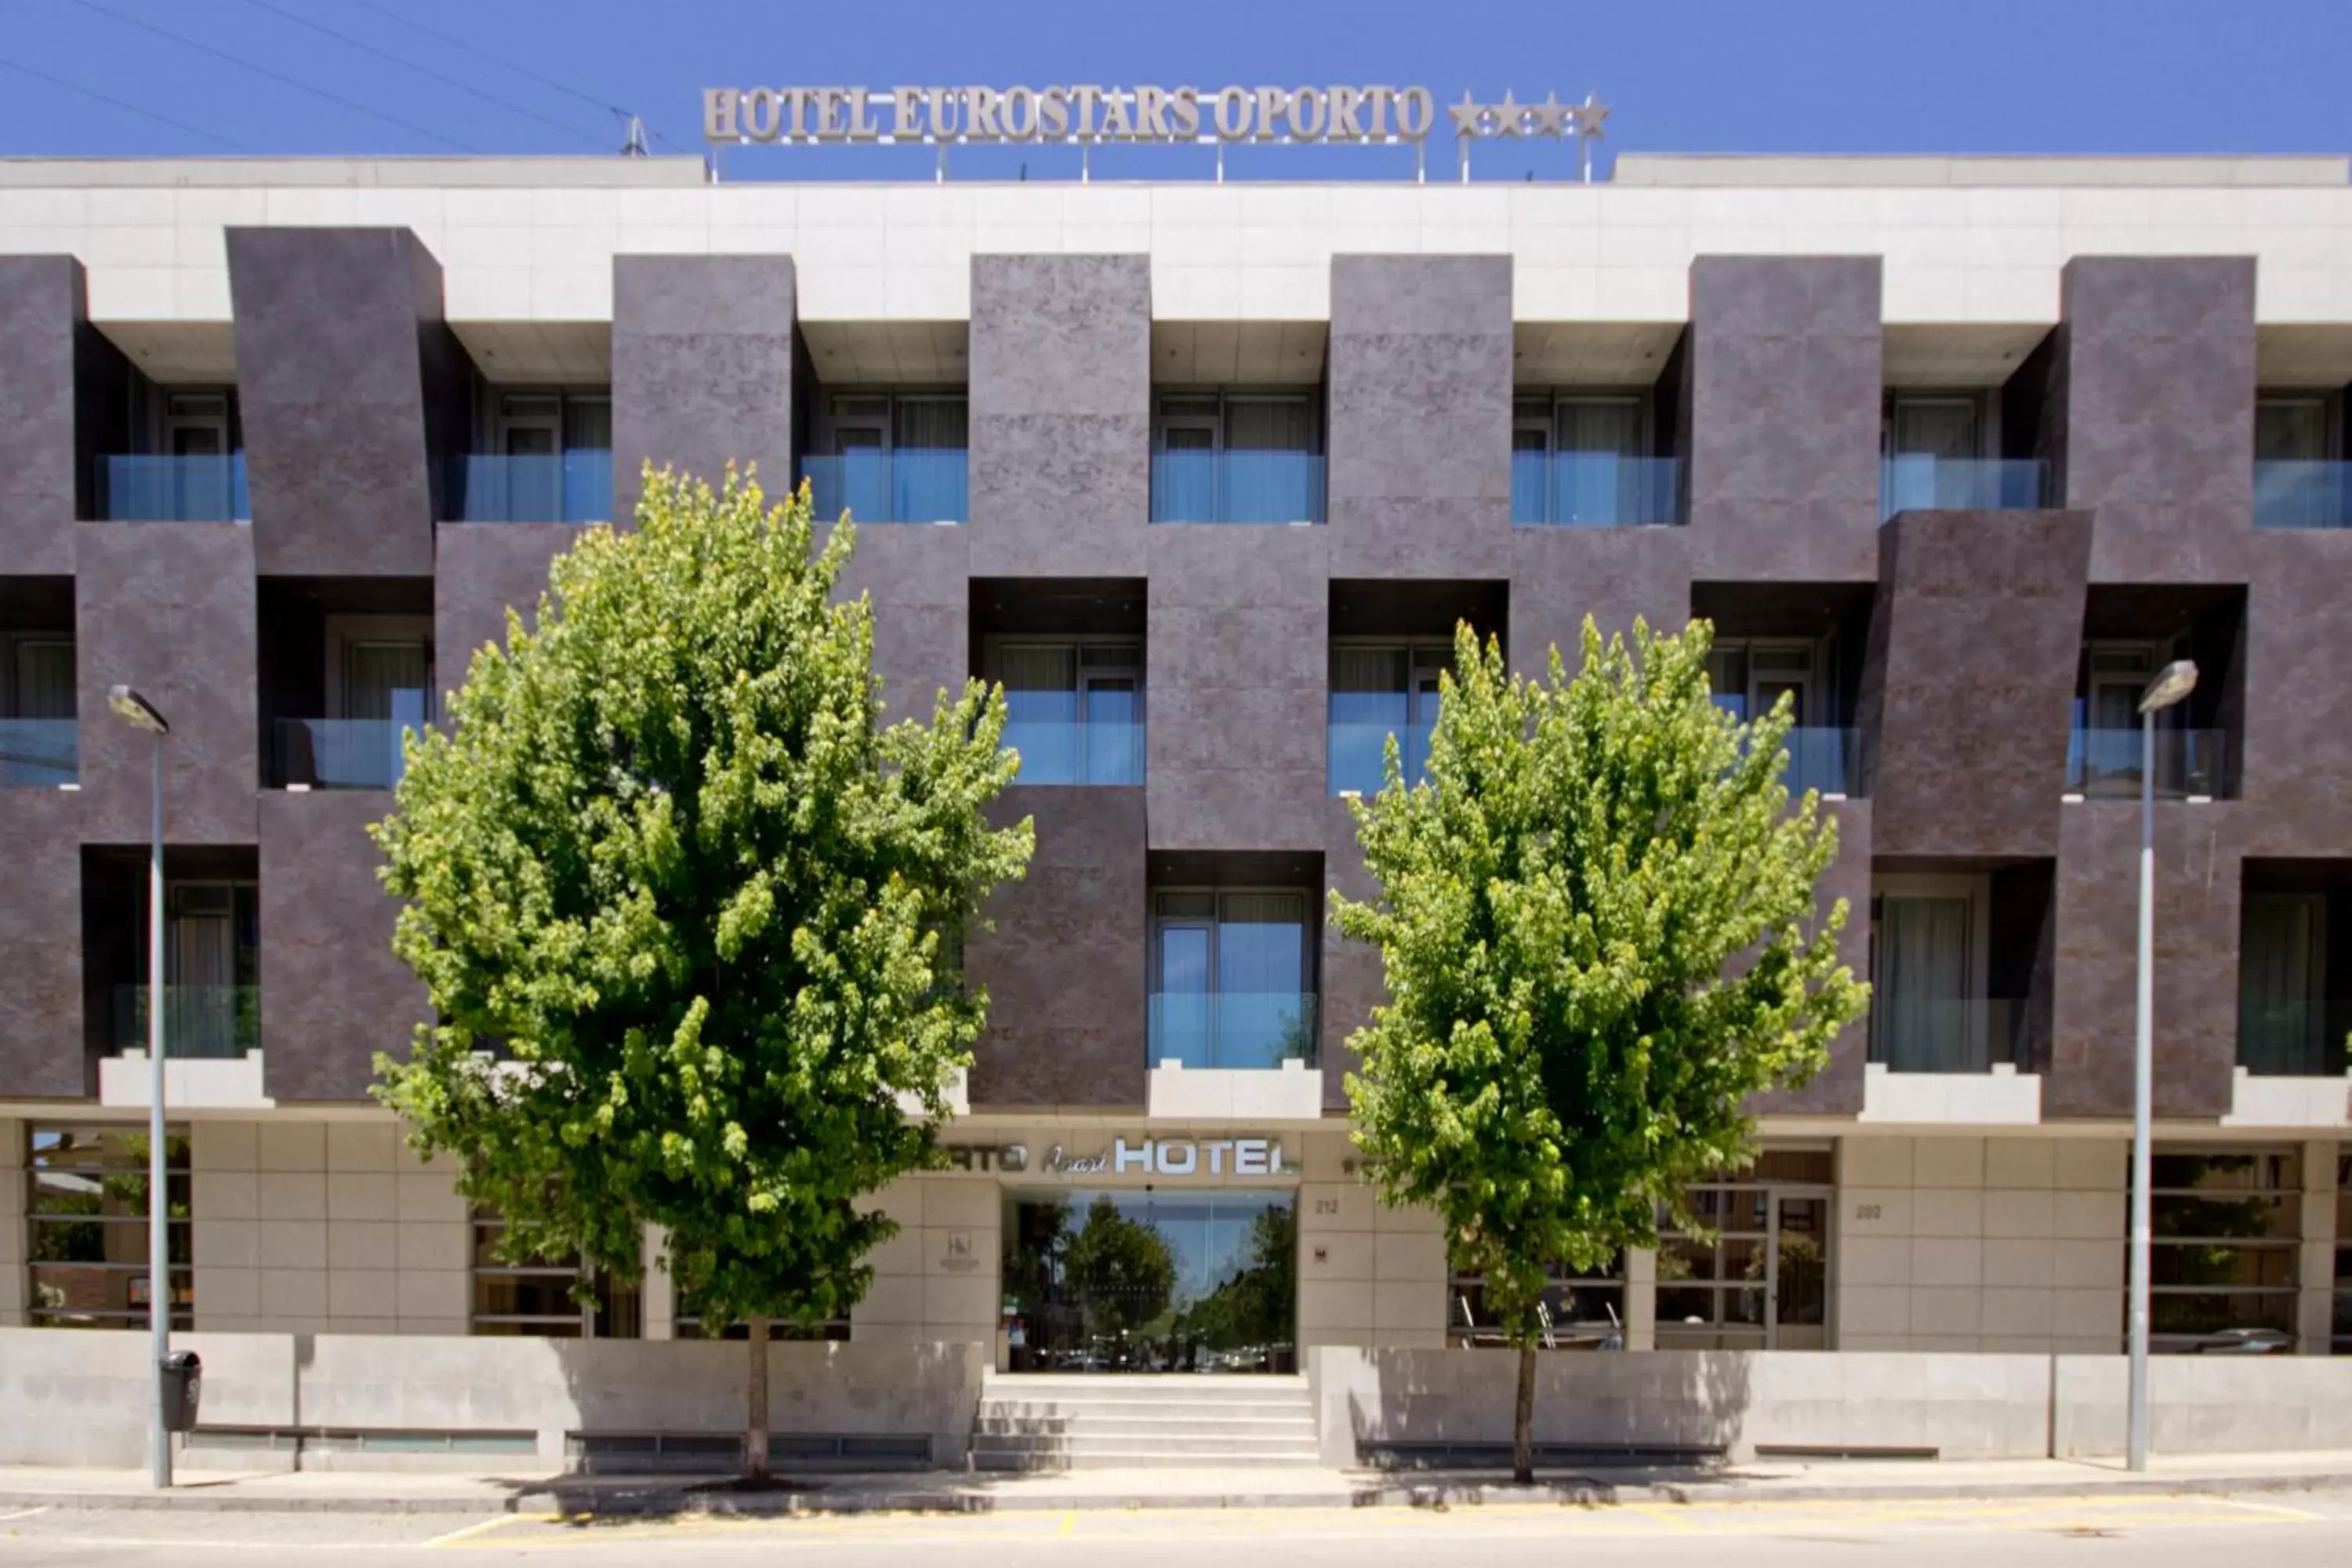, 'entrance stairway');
968,1373,1320,1472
